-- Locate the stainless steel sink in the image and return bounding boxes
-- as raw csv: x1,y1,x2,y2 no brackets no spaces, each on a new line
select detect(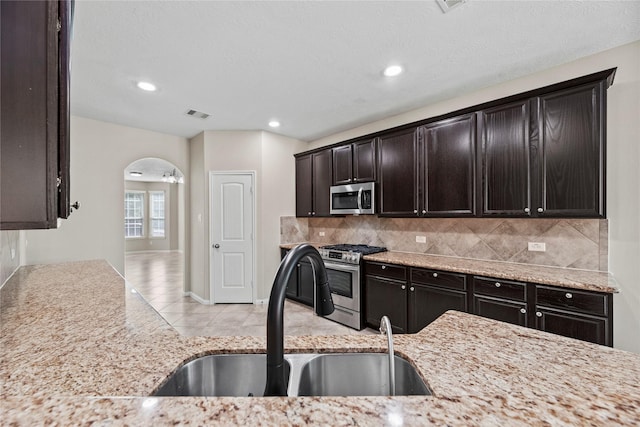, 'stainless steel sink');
153,354,291,397
297,353,431,396
154,352,430,397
